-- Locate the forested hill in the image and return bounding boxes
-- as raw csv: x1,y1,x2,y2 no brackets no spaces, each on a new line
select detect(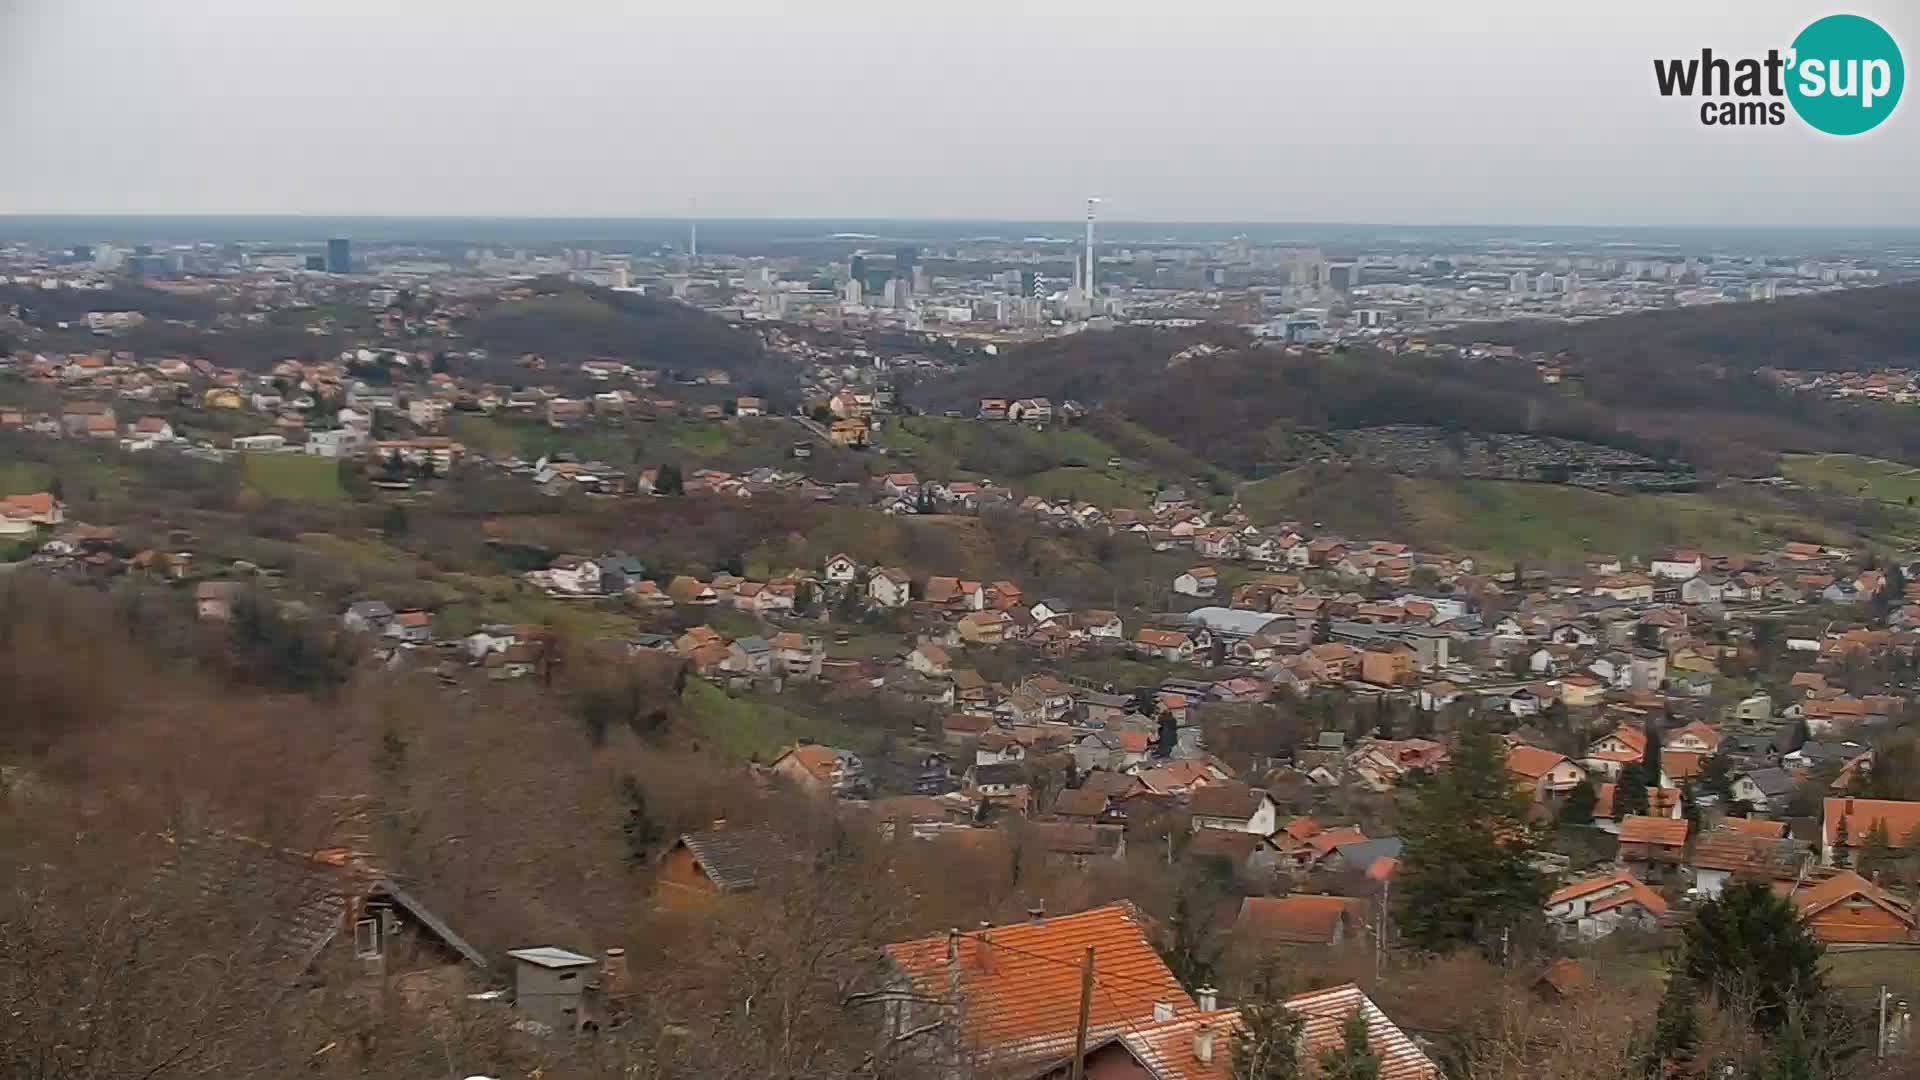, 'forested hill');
463,280,792,391
907,325,1245,415
905,283,1920,478
1456,280,1920,374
